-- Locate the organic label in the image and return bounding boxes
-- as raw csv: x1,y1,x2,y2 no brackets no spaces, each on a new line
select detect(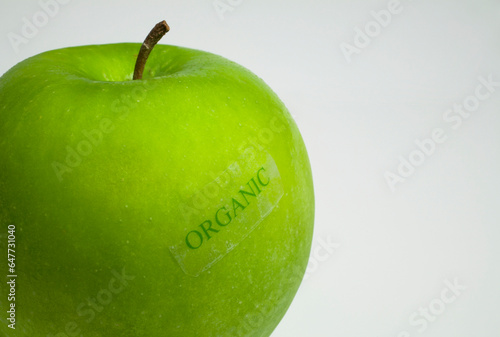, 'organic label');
169,151,284,276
